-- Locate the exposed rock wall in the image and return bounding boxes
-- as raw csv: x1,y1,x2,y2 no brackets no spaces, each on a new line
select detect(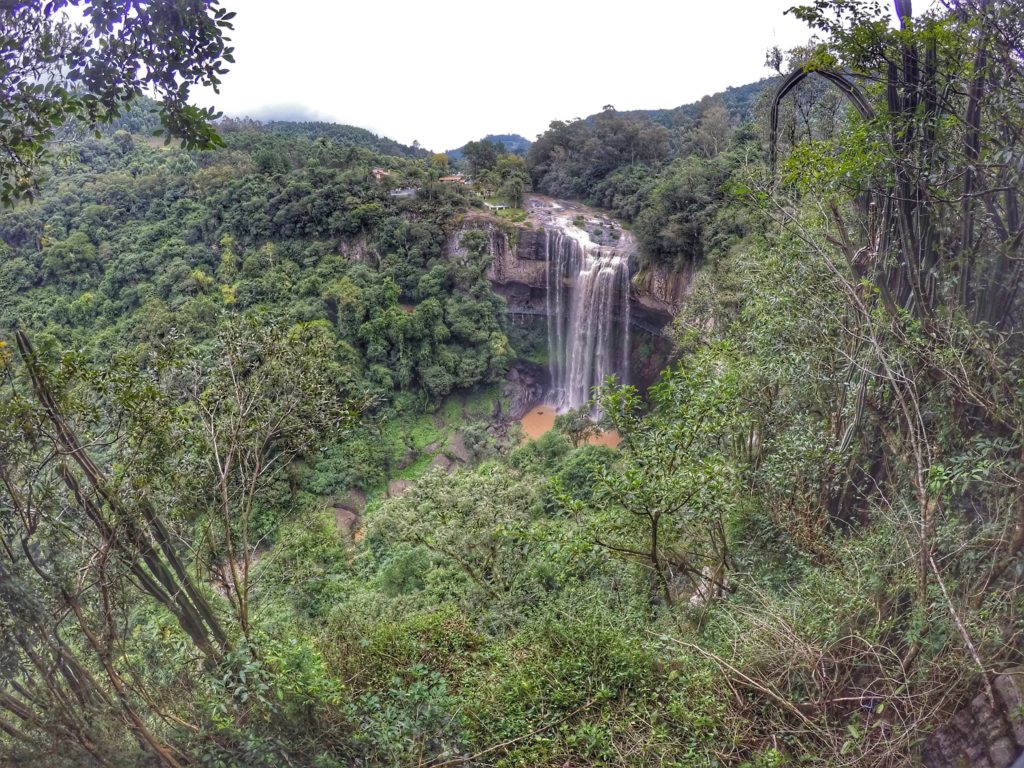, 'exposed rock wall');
502,361,548,420
447,208,688,325
921,672,1024,767
632,261,693,319
445,202,682,394
445,212,547,297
